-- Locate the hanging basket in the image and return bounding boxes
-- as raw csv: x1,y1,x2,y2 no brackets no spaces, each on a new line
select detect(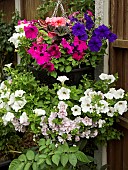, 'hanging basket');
27,65,94,87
